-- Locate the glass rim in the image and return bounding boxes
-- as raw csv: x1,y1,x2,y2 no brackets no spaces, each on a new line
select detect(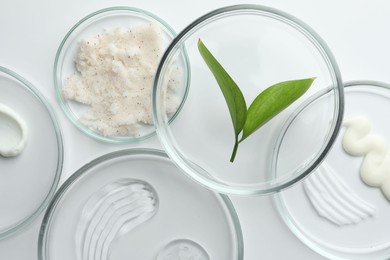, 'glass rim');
274,81,390,260
0,66,63,239
37,148,244,260
53,6,179,144
152,4,344,196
